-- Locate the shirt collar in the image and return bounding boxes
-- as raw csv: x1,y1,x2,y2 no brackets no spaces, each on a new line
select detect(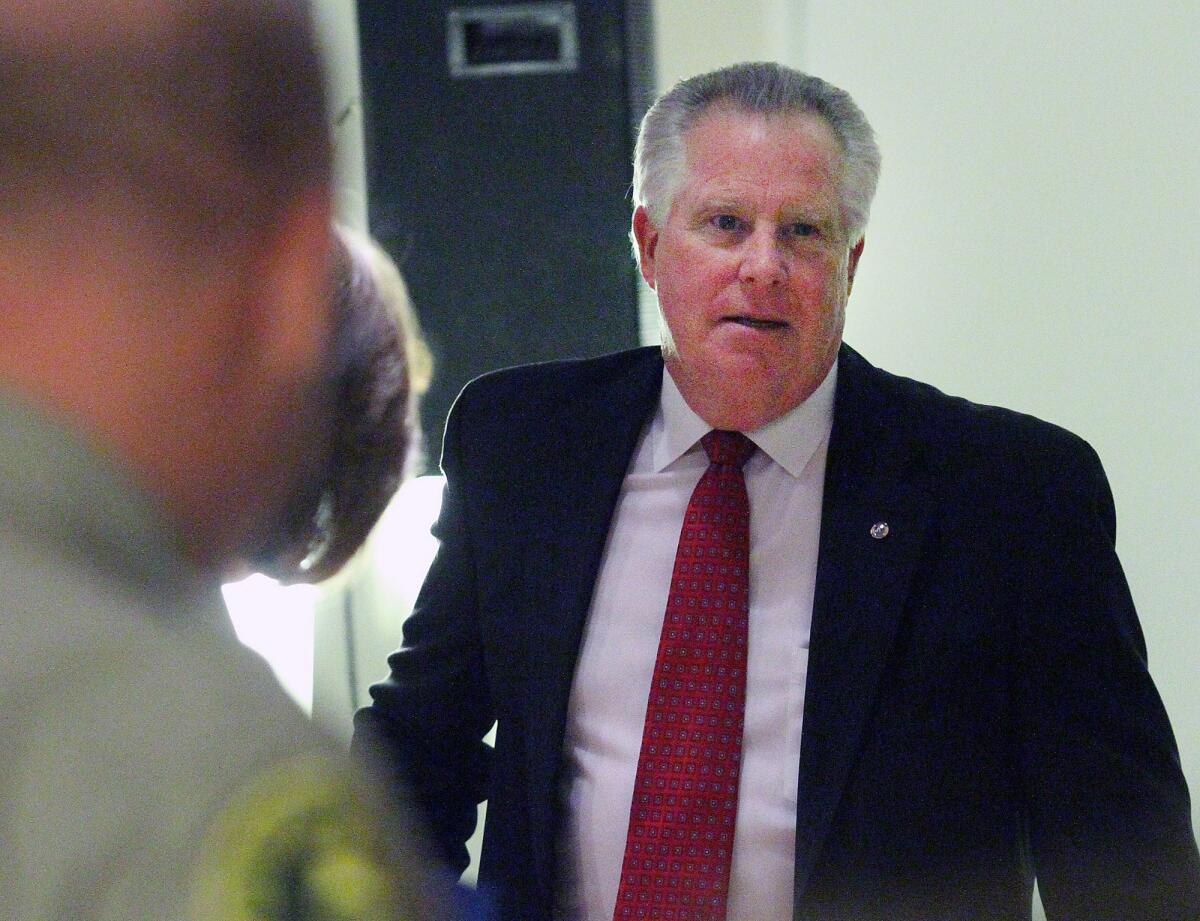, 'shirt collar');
653,358,838,478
